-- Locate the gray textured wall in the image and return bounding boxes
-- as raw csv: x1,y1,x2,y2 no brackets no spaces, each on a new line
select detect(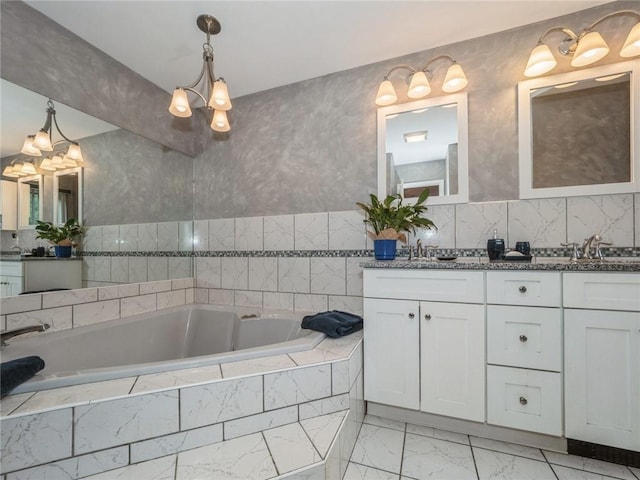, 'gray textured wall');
81,129,193,225
532,82,630,188
1,1,637,223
